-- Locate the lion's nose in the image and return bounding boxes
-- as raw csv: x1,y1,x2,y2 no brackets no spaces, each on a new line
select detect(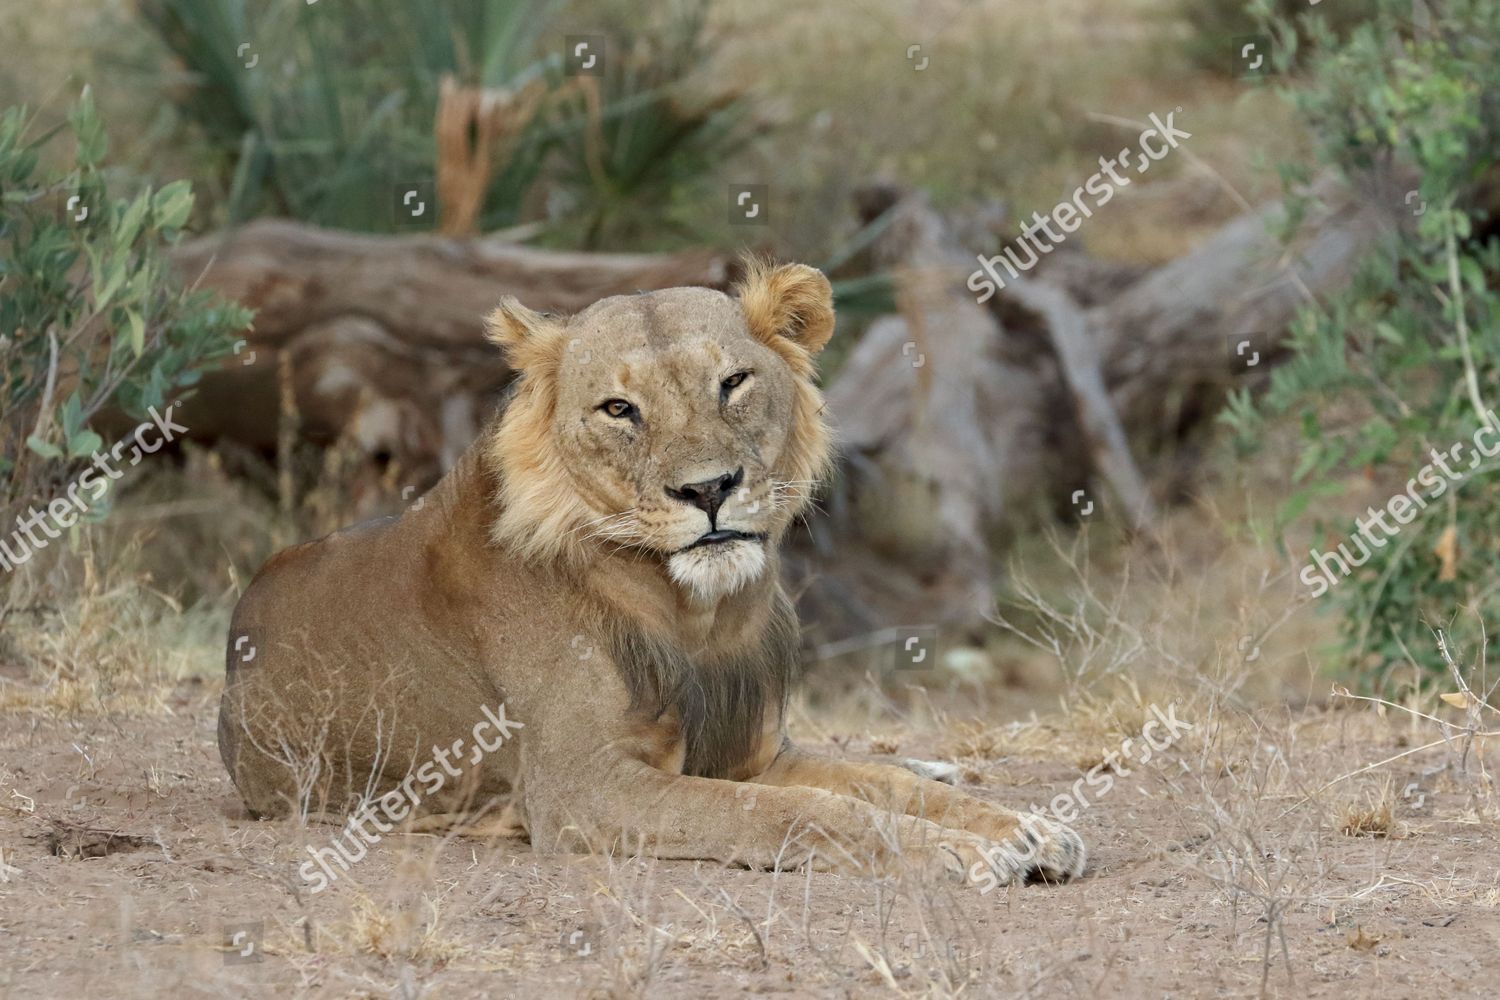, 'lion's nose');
666,467,743,523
